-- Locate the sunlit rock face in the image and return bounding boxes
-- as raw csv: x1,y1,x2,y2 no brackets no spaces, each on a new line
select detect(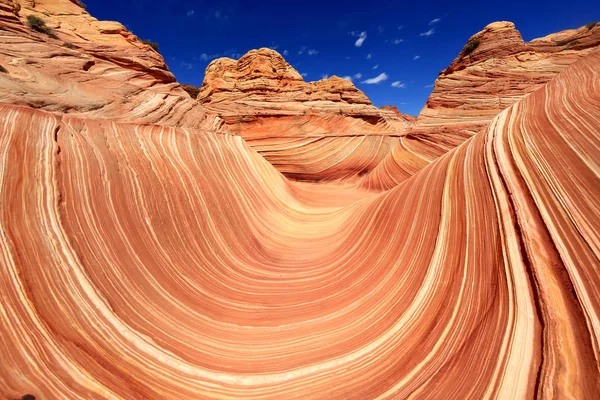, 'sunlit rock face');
417,21,600,135
0,0,213,129
1,4,600,399
197,48,411,181
359,21,600,190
